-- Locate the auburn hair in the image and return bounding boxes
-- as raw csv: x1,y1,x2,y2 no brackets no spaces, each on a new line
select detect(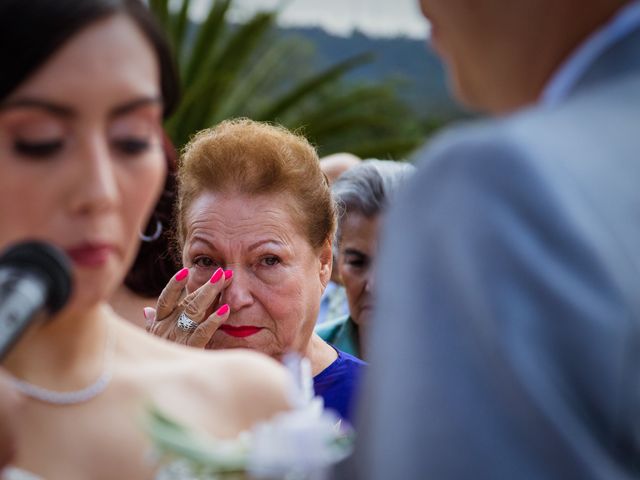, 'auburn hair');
176,118,336,250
